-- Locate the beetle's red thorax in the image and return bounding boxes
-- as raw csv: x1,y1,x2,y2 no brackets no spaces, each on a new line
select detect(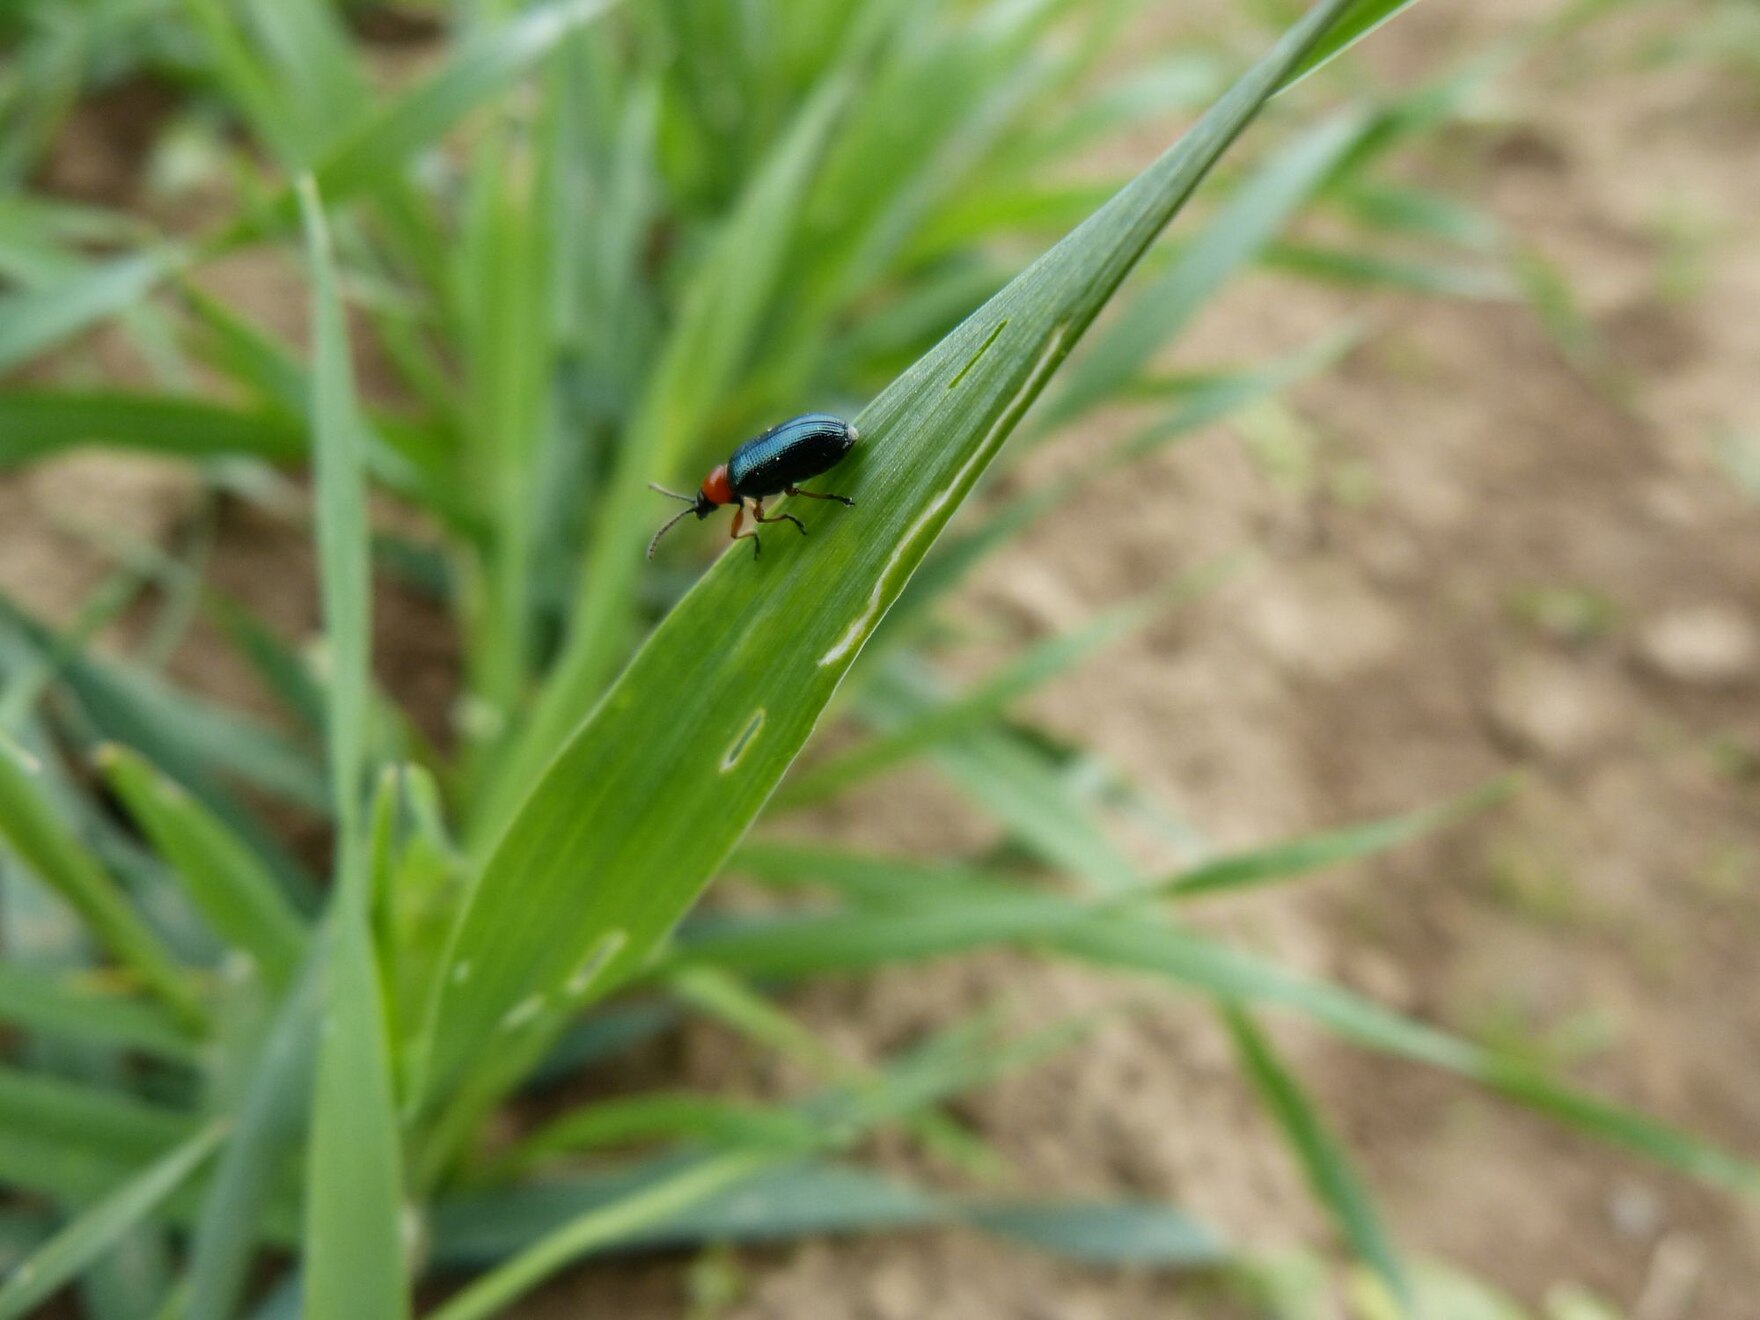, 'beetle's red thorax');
701,464,735,506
